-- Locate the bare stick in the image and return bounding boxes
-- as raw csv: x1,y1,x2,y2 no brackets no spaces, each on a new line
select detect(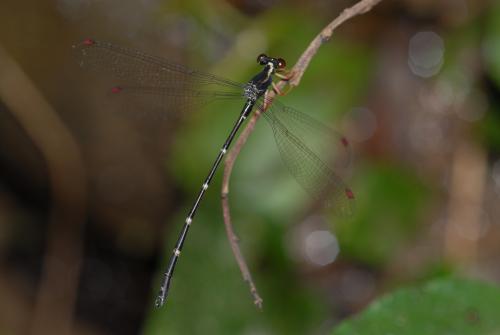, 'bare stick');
221,107,264,308
221,0,384,307
289,0,384,87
